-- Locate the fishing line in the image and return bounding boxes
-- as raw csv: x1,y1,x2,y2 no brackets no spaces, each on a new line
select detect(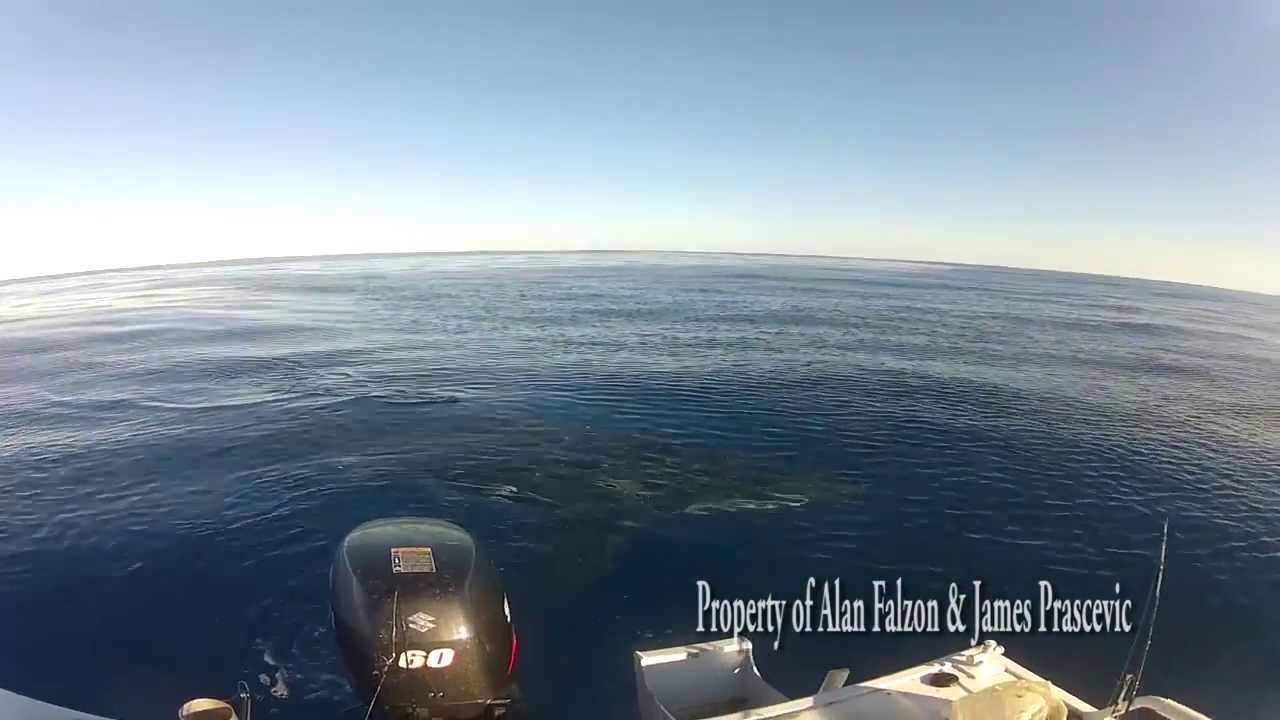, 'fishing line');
363,588,399,720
